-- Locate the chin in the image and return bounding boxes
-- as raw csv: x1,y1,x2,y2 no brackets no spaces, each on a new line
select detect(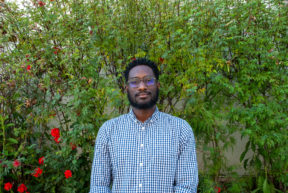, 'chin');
127,91,158,110
133,101,156,110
